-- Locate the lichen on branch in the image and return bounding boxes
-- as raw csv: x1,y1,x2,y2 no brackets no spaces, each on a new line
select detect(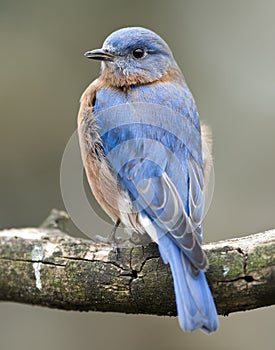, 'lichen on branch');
0,210,274,316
